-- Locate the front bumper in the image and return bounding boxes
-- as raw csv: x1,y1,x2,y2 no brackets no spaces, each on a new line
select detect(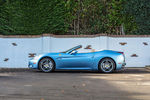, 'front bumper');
28,59,38,69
